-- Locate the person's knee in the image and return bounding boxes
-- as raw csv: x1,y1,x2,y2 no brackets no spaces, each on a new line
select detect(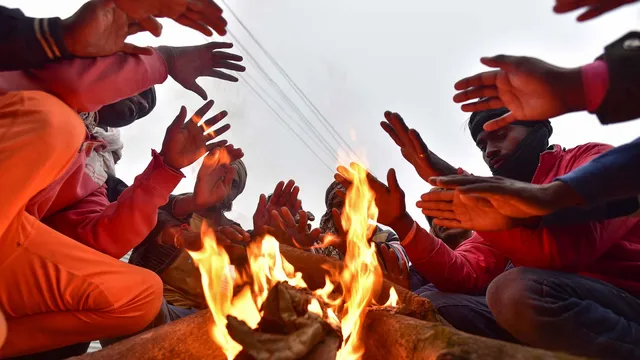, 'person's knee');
29,91,85,153
11,91,85,159
486,267,540,339
115,267,164,335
